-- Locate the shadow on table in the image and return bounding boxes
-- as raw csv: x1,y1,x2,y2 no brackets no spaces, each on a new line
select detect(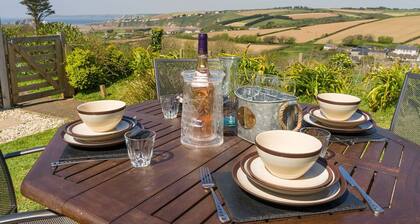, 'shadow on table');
151,150,174,165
